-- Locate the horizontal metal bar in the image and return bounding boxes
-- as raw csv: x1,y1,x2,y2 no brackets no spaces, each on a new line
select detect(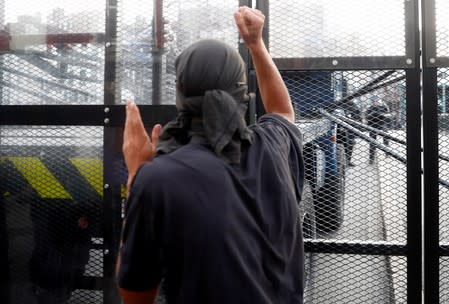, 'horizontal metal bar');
440,179,449,189
323,110,449,189
74,276,103,290
438,244,449,256
2,66,99,98
339,115,449,165
0,32,106,52
338,115,406,146
338,75,406,105
107,104,177,127
1,81,64,104
426,56,449,68
337,71,396,104
91,243,104,250
17,53,102,82
321,109,407,164
439,244,449,256
0,104,177,126
273,56,415,71
305,239,407,256
440,154,449,162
